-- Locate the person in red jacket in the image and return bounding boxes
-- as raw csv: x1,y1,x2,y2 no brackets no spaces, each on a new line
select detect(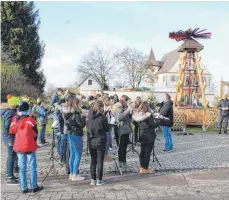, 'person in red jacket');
10,101,43,193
